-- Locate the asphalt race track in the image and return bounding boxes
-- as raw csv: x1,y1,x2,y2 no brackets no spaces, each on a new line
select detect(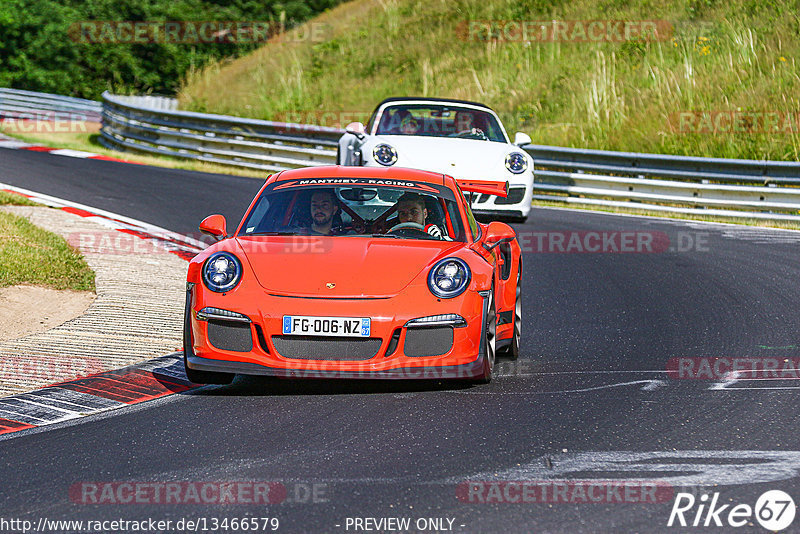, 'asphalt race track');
2,148,800,533
0,148,262,235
